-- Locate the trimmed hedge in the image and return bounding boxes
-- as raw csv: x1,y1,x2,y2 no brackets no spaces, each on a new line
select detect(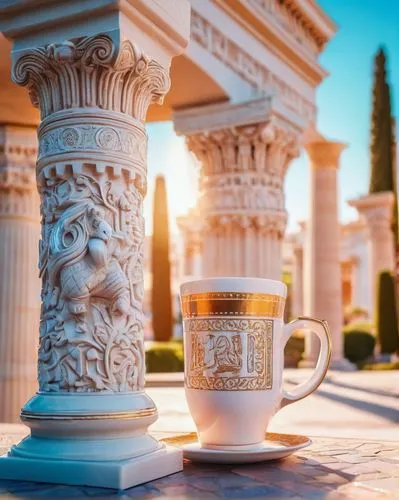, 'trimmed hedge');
360,362,399,371
146,342,184,373
343,321,373,334
344,329,375,363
